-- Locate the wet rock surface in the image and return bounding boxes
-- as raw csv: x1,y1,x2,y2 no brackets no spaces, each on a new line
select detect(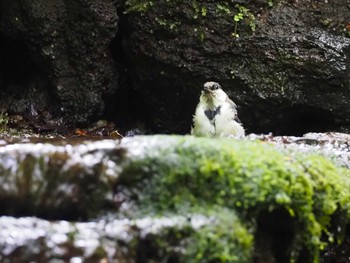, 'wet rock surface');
248,132,350,168
0,134,349,262
0,0,118,125
0,138,122,220
0,214,211,262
